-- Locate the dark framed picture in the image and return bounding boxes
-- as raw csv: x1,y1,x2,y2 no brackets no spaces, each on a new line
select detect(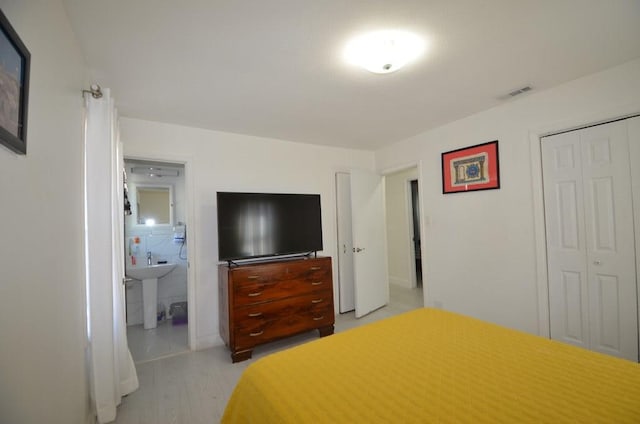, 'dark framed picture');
441,140,500,194
0,9,30,155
